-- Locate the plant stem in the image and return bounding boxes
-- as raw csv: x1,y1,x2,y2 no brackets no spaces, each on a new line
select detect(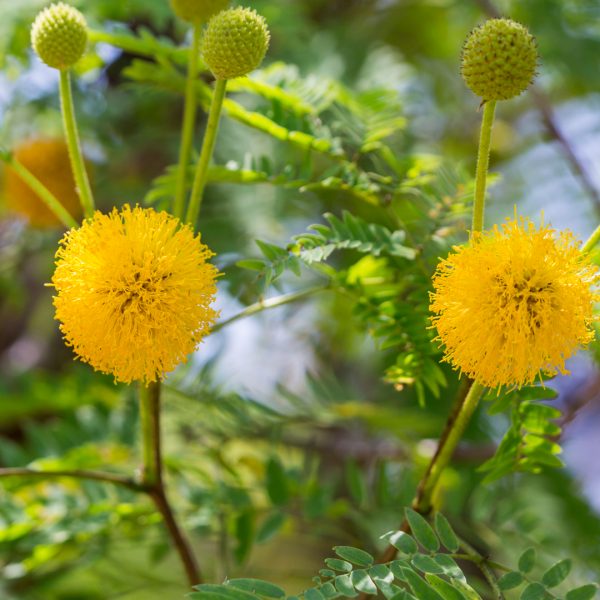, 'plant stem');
173,24,202,219
0,153,78,228
413,380,485,513
457,538,505,599
59,69,95,219
581,223,600,255
472,100,497,235
0,467,144,491
185,78,227,226
211,284,330,333
139,382,202,586
371,381,486,575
